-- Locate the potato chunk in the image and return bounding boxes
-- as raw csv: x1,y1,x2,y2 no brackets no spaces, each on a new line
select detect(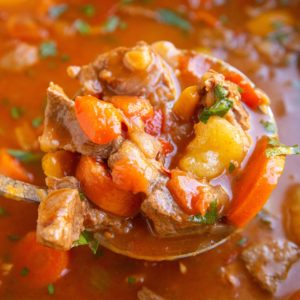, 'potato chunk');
179,116,246,179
